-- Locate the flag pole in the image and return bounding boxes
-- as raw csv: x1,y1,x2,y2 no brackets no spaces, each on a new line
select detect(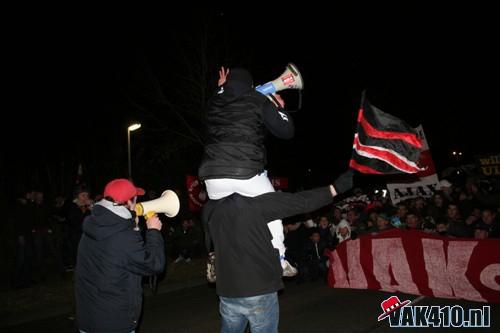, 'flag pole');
360,89,367,106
